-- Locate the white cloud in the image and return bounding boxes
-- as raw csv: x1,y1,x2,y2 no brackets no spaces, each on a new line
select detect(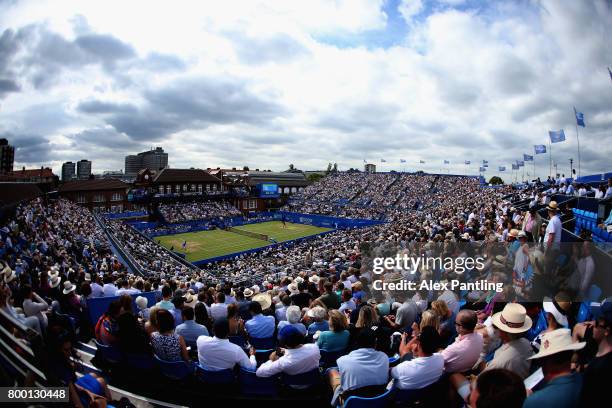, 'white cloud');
0,0,610,181
398,0,424,22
